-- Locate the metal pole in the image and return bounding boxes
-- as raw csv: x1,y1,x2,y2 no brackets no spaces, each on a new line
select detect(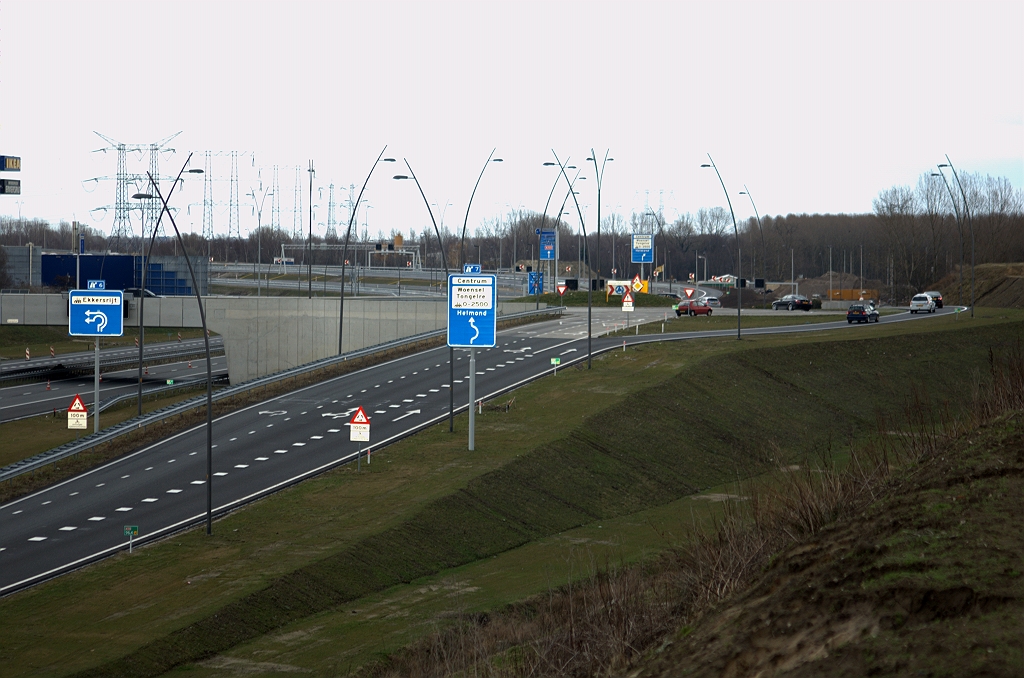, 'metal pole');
551,150,593,368
308,160,314,299
702,155,741,339
468,348,476,450
933,170,965,306
943,156,974,317
460,149,499,269
94,337,100,434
